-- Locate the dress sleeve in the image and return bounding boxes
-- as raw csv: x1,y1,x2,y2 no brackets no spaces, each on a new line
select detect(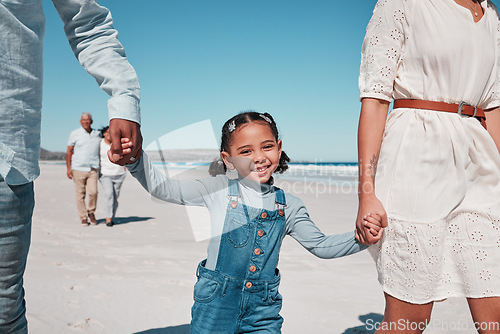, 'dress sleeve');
359,0,409,102
286,198,368,259
126,152,227,208
51,0,141,124
484,16,500,110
